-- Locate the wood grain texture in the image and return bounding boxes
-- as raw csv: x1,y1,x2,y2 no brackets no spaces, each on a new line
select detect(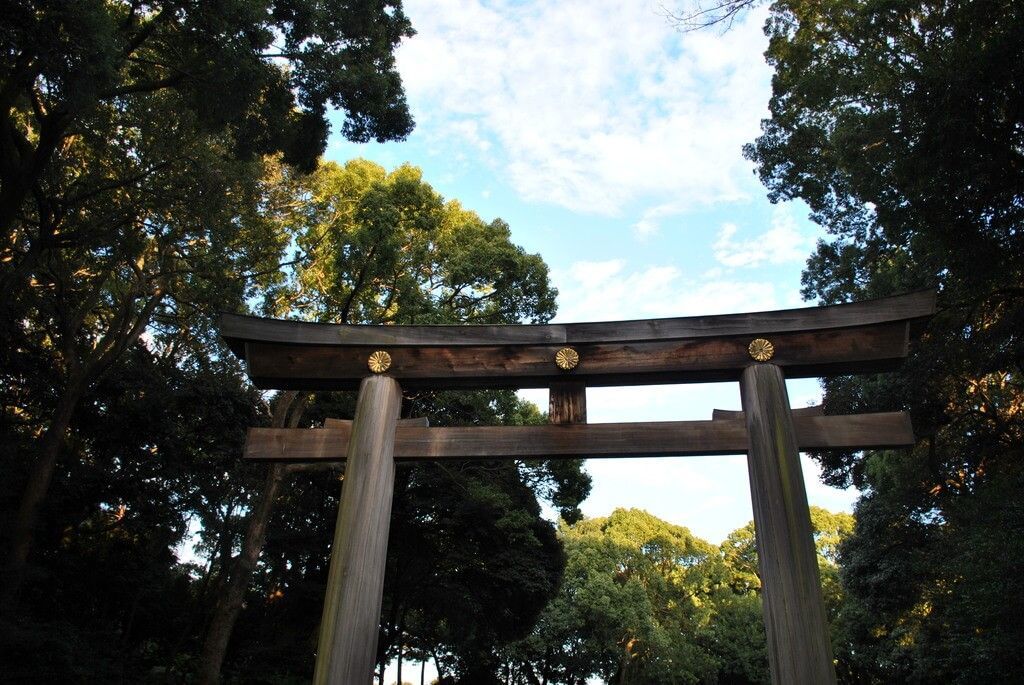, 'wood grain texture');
244,412,914,462
221,290,934,356
242,321,911,390
549,381,587,424
313,376,401,685
324,417,429,429
712,405,823,419
740,364,837,685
